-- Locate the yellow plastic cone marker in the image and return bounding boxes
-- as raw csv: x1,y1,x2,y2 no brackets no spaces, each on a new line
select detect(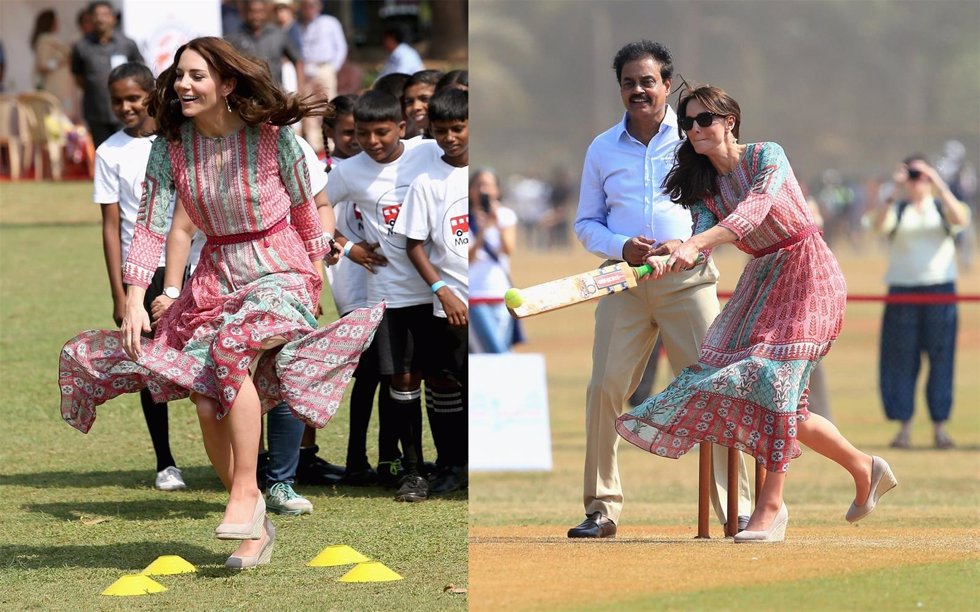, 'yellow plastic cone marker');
101,574,167,596
307,545,370,567
338,561,403,582
142,555,197,575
